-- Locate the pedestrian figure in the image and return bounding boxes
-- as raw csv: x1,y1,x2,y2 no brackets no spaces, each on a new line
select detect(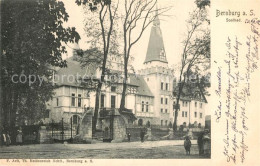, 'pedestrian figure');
127,132,131,142
184,136,191,155
203,130,211,157
2,132,6,146
140,129,144,142
6,131,11,146
16,127,23,146
197,132,204,155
